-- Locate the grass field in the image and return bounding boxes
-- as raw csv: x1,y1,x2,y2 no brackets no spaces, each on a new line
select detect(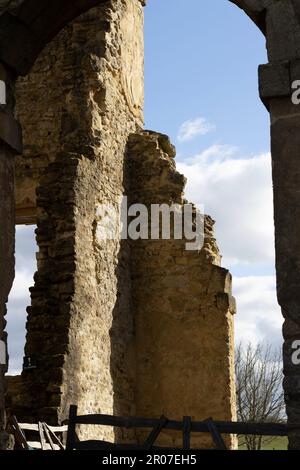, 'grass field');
239,436,288,450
